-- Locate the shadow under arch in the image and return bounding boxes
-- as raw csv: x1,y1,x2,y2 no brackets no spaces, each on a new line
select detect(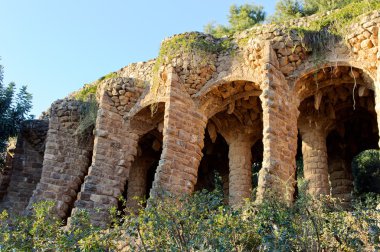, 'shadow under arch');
127,102,165,135
195,73,263,100
195,79,264,205
295,63,379,202
293,62,375,102
121,102,166,211
196,78,262,120
326,104,378,200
